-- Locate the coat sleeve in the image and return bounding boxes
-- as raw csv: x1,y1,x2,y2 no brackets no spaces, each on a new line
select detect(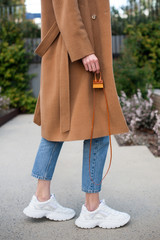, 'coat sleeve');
52,0,95,62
